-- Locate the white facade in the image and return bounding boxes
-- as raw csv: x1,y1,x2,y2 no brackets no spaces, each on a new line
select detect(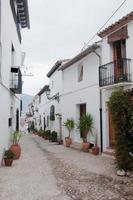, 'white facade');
31,12,133,153
100,17,133,151
0,0,29,162
37,61,67,140
61,46,101,145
